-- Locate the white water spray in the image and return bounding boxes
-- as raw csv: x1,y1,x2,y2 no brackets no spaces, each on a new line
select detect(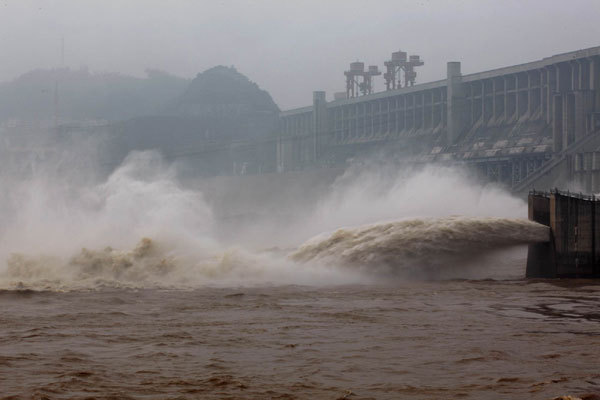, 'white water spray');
0,153,545,289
